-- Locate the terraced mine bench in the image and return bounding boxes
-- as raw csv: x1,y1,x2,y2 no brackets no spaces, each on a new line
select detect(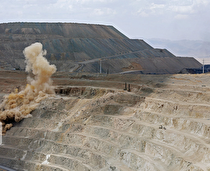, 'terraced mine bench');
1,74,210,171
